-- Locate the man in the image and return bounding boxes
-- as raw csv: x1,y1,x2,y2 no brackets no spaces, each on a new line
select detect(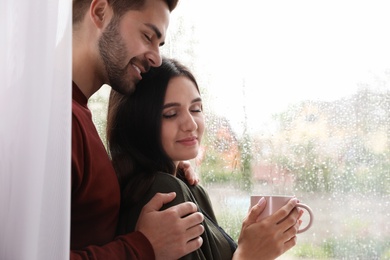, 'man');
72,0,302,258
71,0,204,258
